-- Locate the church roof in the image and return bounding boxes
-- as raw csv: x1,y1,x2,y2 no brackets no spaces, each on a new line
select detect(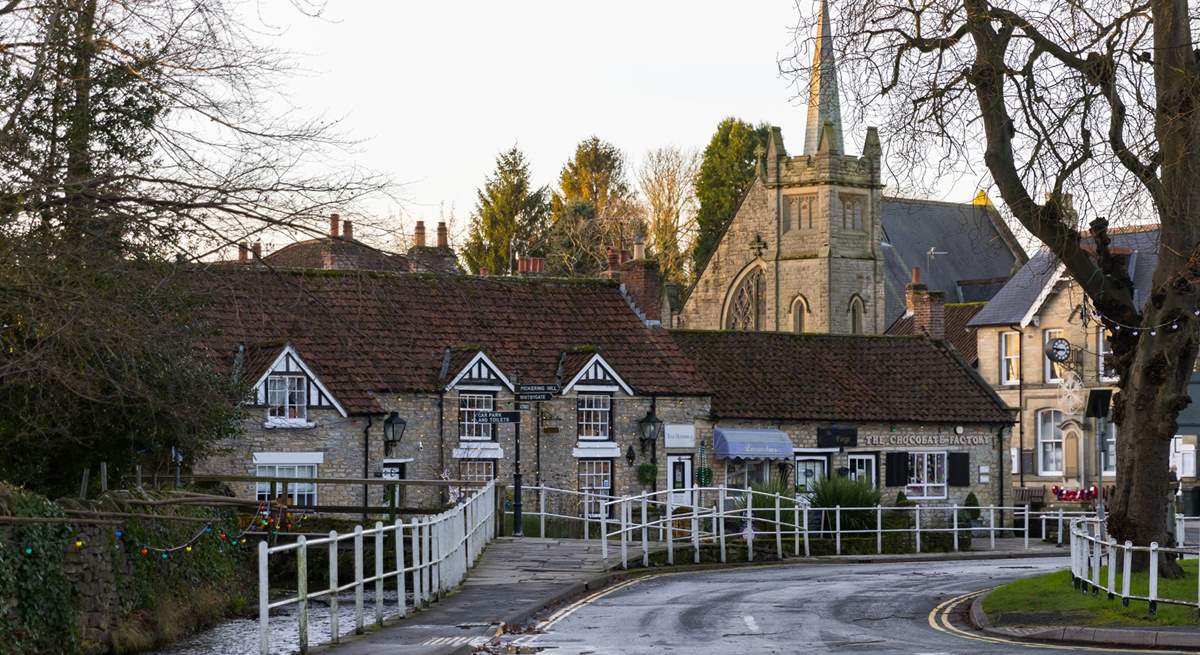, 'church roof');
670,330,1012,424
880,196,1026,322
968,226,1159,328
